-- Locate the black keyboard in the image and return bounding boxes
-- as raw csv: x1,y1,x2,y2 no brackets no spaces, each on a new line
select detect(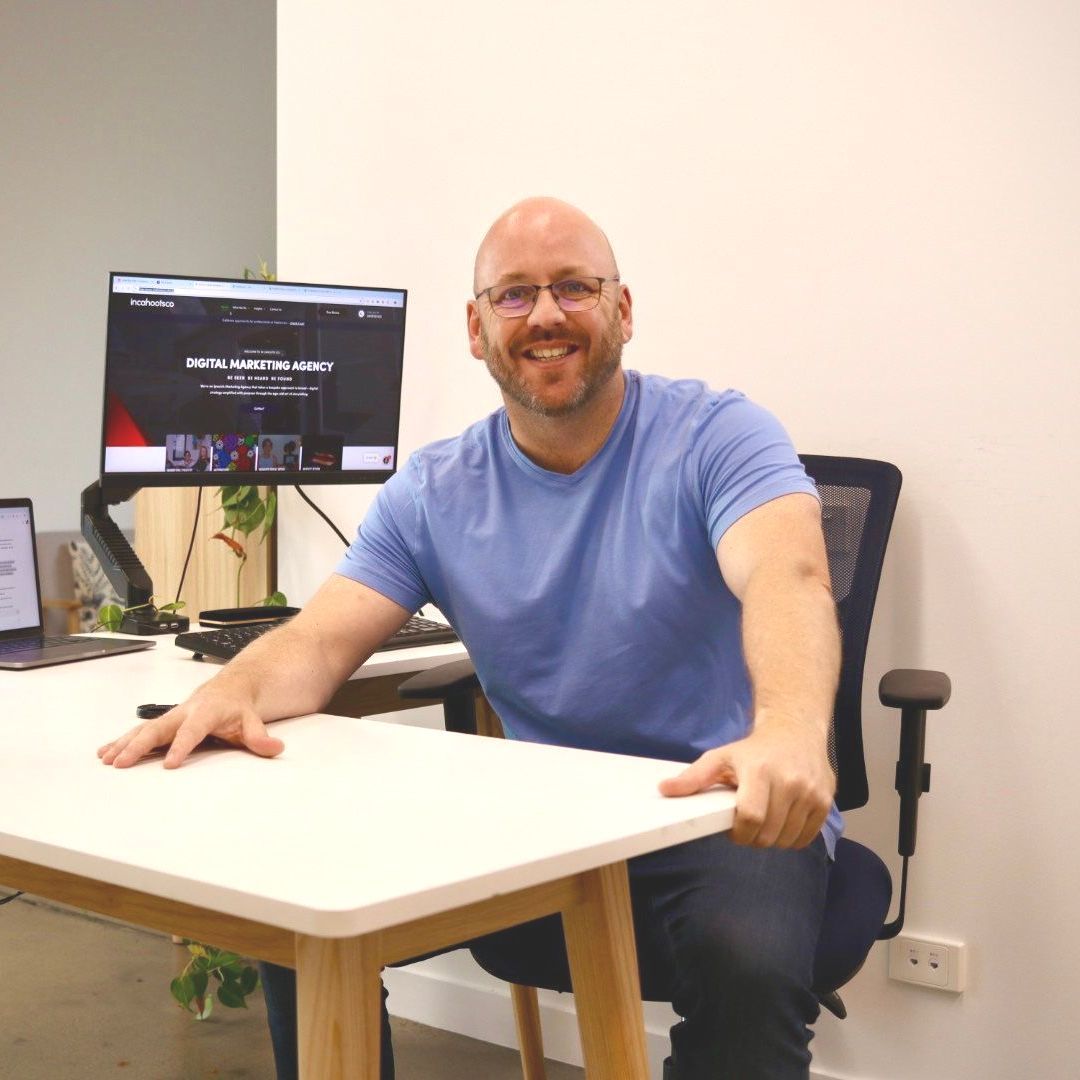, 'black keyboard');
174,614,458,661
